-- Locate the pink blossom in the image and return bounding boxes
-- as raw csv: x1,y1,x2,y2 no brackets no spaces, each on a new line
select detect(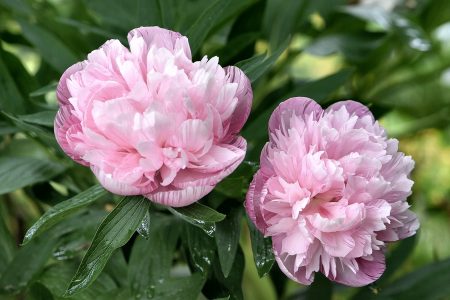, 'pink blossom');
55,27,252,207
245,97,419,286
